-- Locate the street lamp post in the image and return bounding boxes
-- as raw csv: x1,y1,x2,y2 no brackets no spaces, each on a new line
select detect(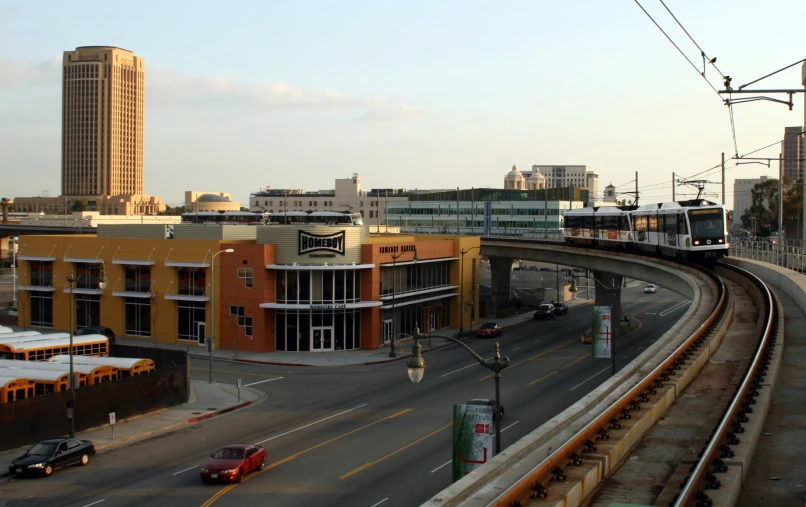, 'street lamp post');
389,249,417,358
406,327,510,455
11,236,17,307
209,248,235,383
459,246,481,337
